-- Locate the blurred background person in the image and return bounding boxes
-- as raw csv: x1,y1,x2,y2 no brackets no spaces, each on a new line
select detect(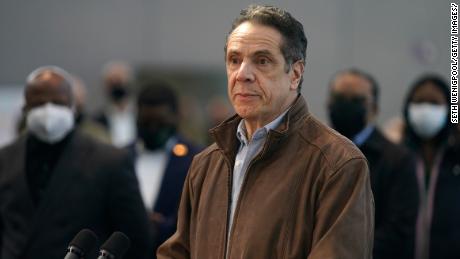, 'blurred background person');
93,61,136,147
14,75,112,145
129,81,201,258
401,74,460,259
0,66,152,259
327,68,419,259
